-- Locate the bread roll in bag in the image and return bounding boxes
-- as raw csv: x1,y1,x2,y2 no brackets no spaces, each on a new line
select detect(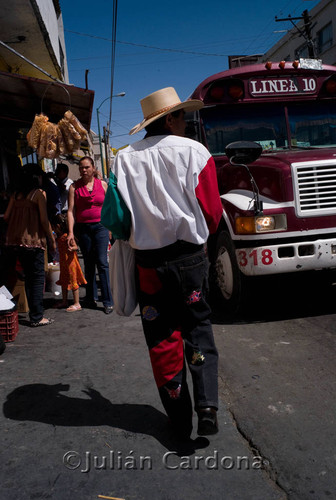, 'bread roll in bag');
27,114,49,149
37,122,58,159
64,110,88,140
